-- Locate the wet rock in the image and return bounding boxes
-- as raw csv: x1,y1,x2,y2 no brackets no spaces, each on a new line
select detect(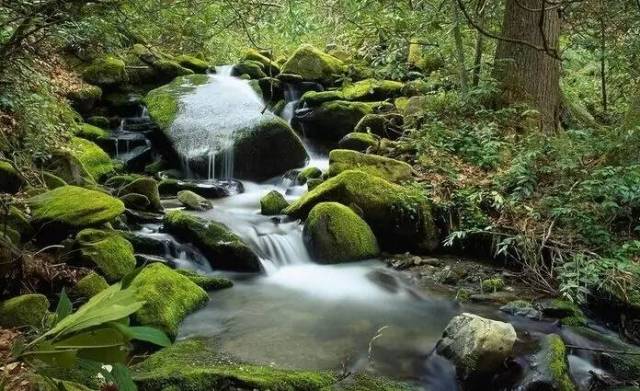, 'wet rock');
540,299,587,326
82,56,127,87
149,60,194,82
281,44,345,83
500,300,542,319
75,228,137,282
174,55,210,73
243,48,280,76
340,79,404,101
296,166,322,184
67,85,102,114
0,161,24,194
296,100,374,141
260,190,289,216
307,178,323,191
258,77,284,101
120,193,151,210
303,202,379,263
108,175,162,212
367,270,400,293
158,179,241,198
164,210,261,272
518,334,576,391
327,149,413,184
176,269,233,291
129,263,208,338
0,294,50,328
231,60,267,79
436,313,517,378
177,190,212,211
285,170,438,253
338,132,378,152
